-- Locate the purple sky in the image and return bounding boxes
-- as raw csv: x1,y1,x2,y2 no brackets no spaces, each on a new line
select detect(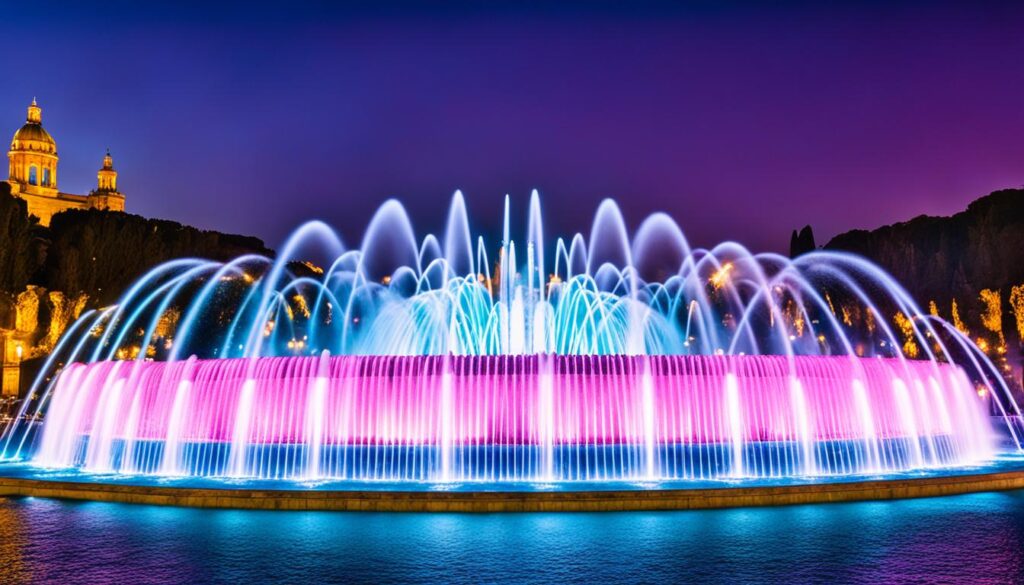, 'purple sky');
3,2,1023,252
